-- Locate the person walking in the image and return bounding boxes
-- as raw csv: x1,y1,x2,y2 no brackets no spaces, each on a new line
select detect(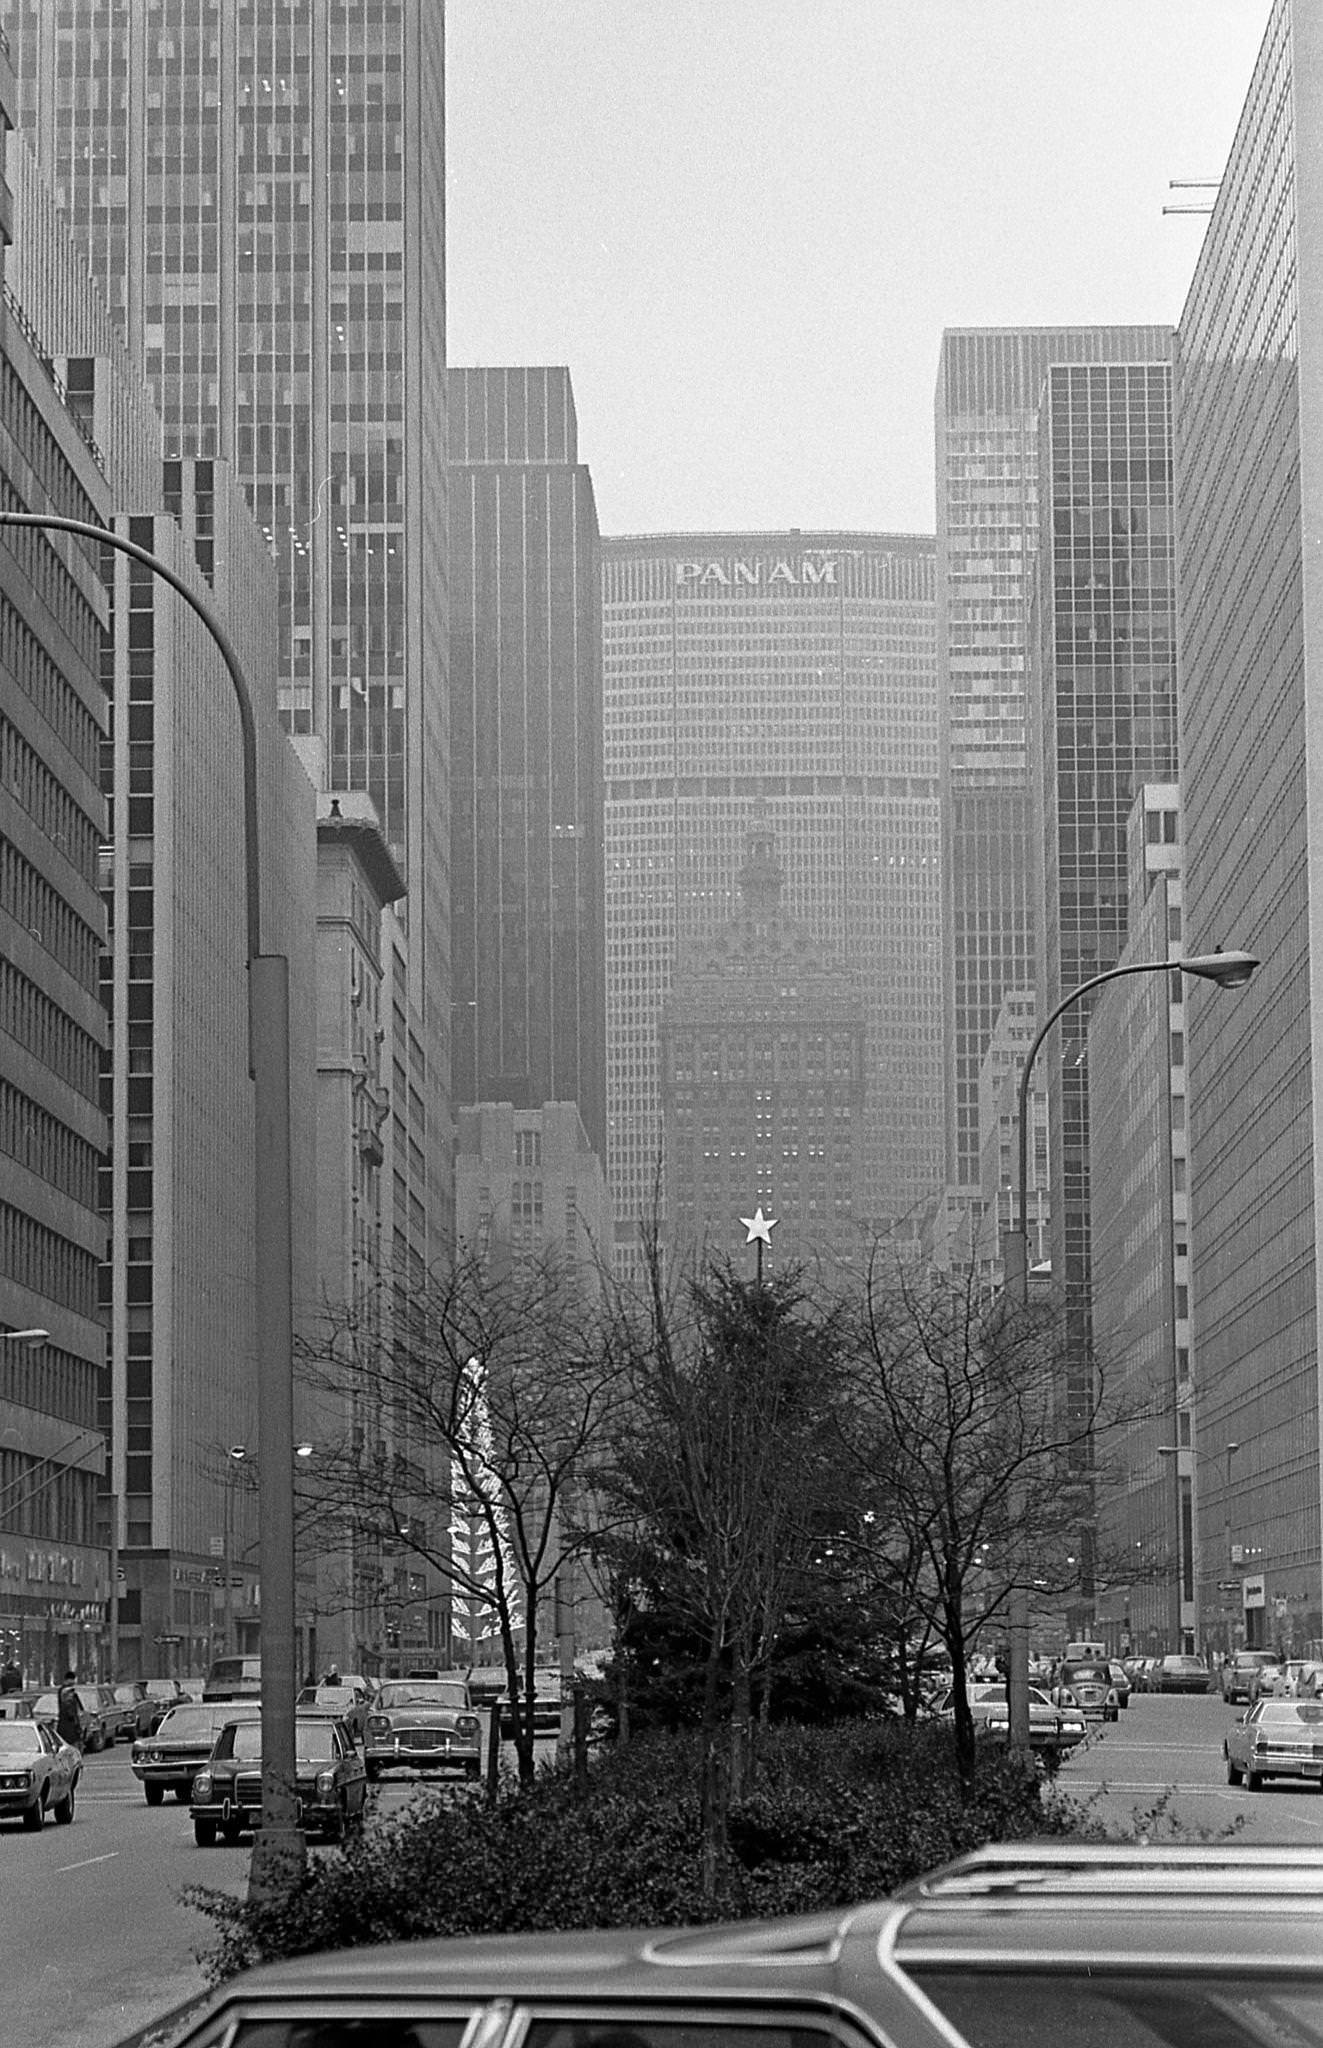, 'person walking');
55,1670,84,1749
